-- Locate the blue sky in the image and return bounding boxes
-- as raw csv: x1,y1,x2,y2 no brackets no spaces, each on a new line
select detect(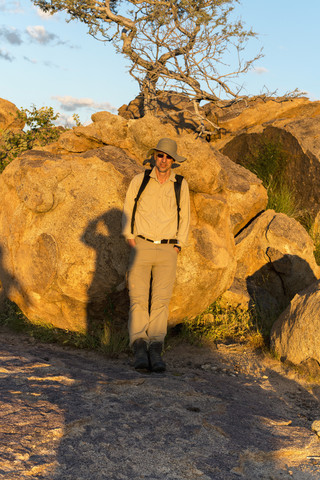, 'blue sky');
1,0,319,126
